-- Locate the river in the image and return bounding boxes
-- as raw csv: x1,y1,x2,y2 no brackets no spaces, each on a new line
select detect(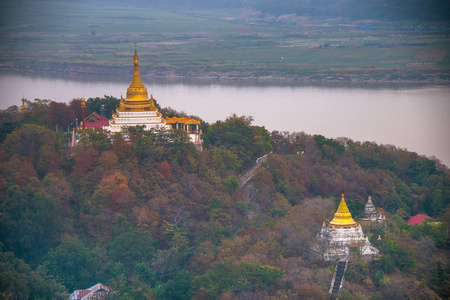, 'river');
1,72,449,166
